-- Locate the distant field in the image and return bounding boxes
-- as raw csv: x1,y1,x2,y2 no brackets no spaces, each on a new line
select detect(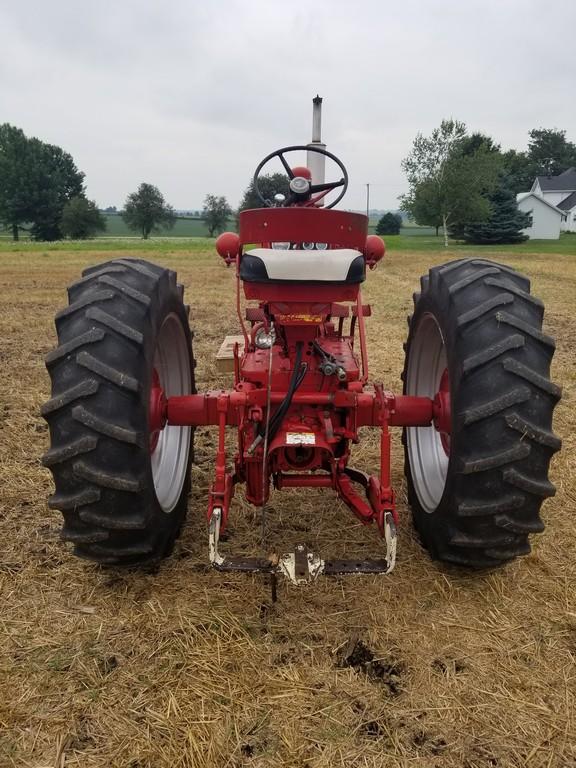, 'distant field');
1,232,574,256
101,213,230,238
4,212,573,248
1,212,574,262
0,214,234,241
384,231,576,254
0,216,456,240
101,214,439,238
